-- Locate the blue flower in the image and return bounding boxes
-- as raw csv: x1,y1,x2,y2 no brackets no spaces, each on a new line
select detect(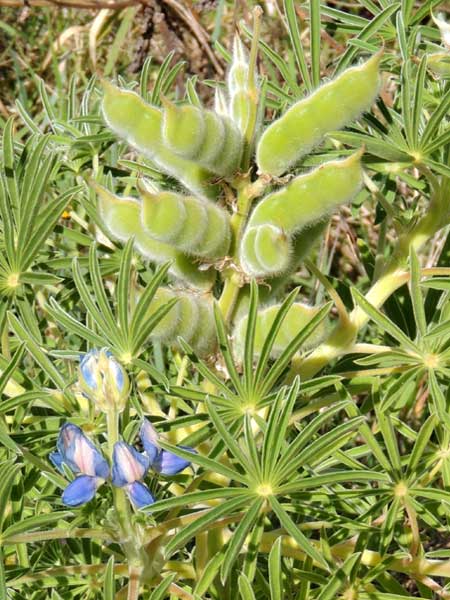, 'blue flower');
51,423,109,507
111,441,155,509
79,348,129,413
140,418,195,476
